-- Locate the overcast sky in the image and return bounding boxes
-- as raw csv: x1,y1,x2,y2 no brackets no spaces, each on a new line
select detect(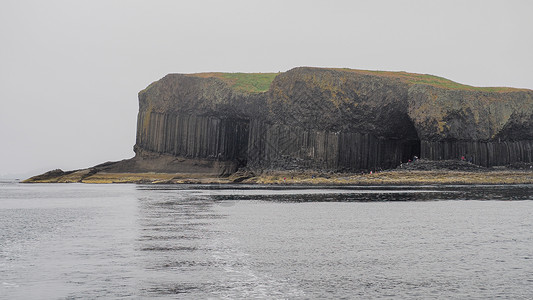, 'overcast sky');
1,0,532,178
